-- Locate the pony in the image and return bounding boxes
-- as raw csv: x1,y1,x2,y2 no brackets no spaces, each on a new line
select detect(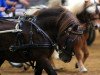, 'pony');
0,7,83,75
47,0,100,73
76,0,100,46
